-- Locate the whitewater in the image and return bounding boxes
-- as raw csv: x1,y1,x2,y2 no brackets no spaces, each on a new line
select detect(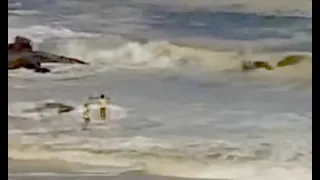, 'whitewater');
8,0,312,180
